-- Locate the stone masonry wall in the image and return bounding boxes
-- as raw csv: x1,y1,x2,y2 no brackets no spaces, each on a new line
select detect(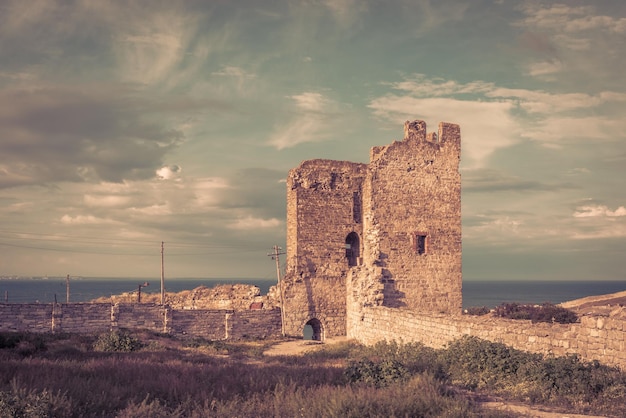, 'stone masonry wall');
282,159,367,338
360,121,462,313
0,303,282,341
53,303,111,333
0,304,53,333
347,305,626,370
282,121,462,339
